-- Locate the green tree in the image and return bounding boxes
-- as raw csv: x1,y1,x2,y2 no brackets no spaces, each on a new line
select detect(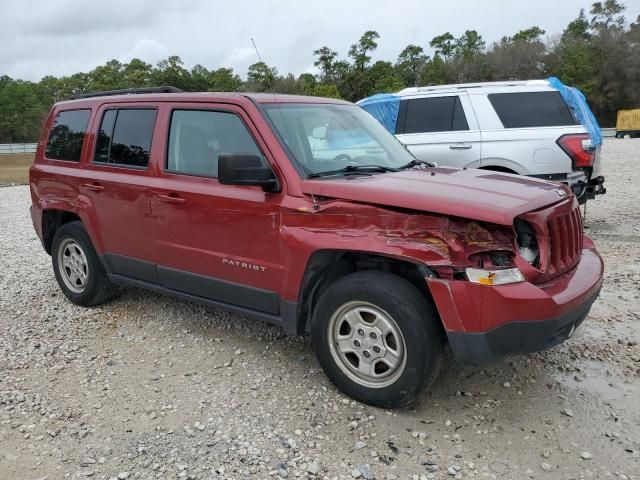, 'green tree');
123,59,153,87
348,31,380,71
153,56,192,90
418,55,447,85
590,0,626,30
190,64,211,91
313,46,339,81
455,30,486,58
297,73,317,95
209,68,242,91
88,60,125,91
430,33,456,59
396,44,428,87
311,83,341,99
490,27,547,80
247,61,277,91
508,26,546,43
366,60,404,94
563,9,591,39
